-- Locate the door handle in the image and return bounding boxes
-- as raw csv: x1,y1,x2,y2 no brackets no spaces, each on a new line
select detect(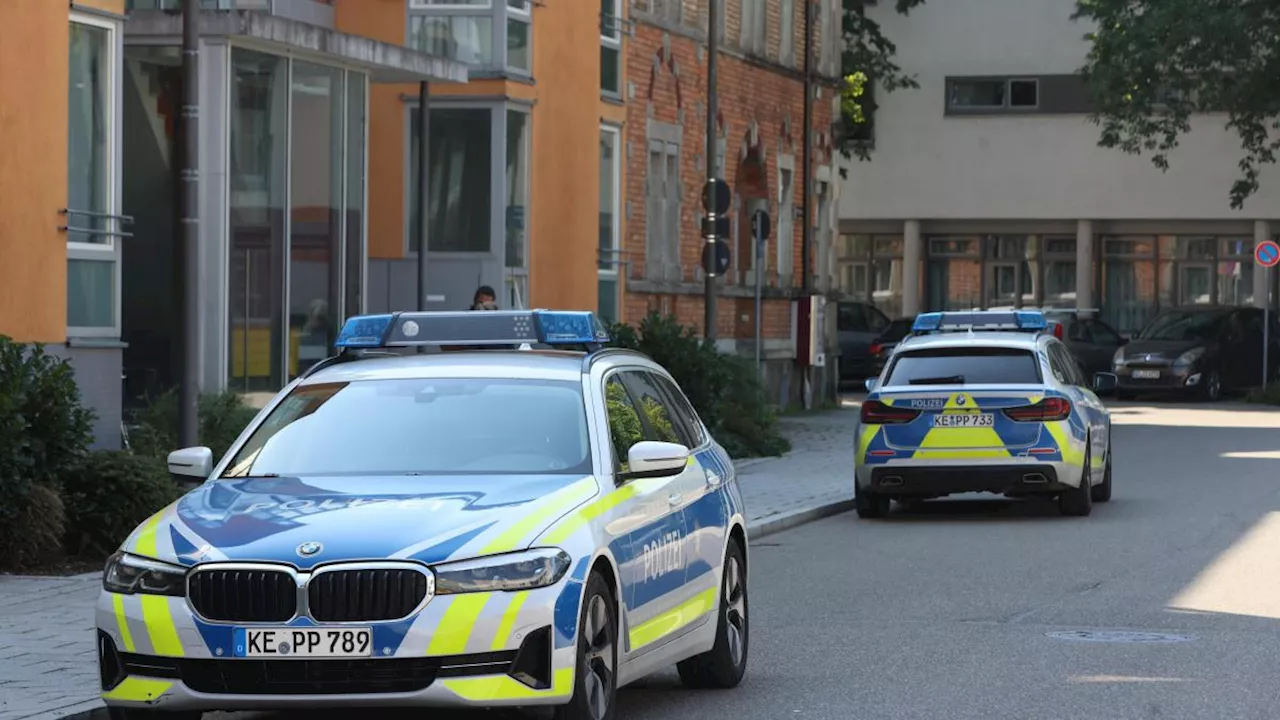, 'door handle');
667,493,682,506
706,472,721,487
